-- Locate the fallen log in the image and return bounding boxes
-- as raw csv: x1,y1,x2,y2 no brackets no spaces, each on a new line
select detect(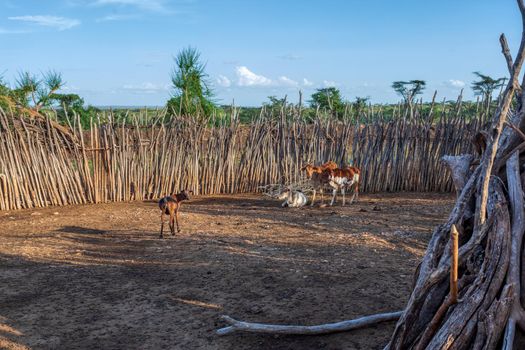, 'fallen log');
216,311,403,336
